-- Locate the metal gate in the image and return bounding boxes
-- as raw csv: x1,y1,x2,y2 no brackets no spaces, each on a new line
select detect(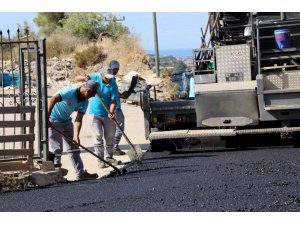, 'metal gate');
0,29,48,167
